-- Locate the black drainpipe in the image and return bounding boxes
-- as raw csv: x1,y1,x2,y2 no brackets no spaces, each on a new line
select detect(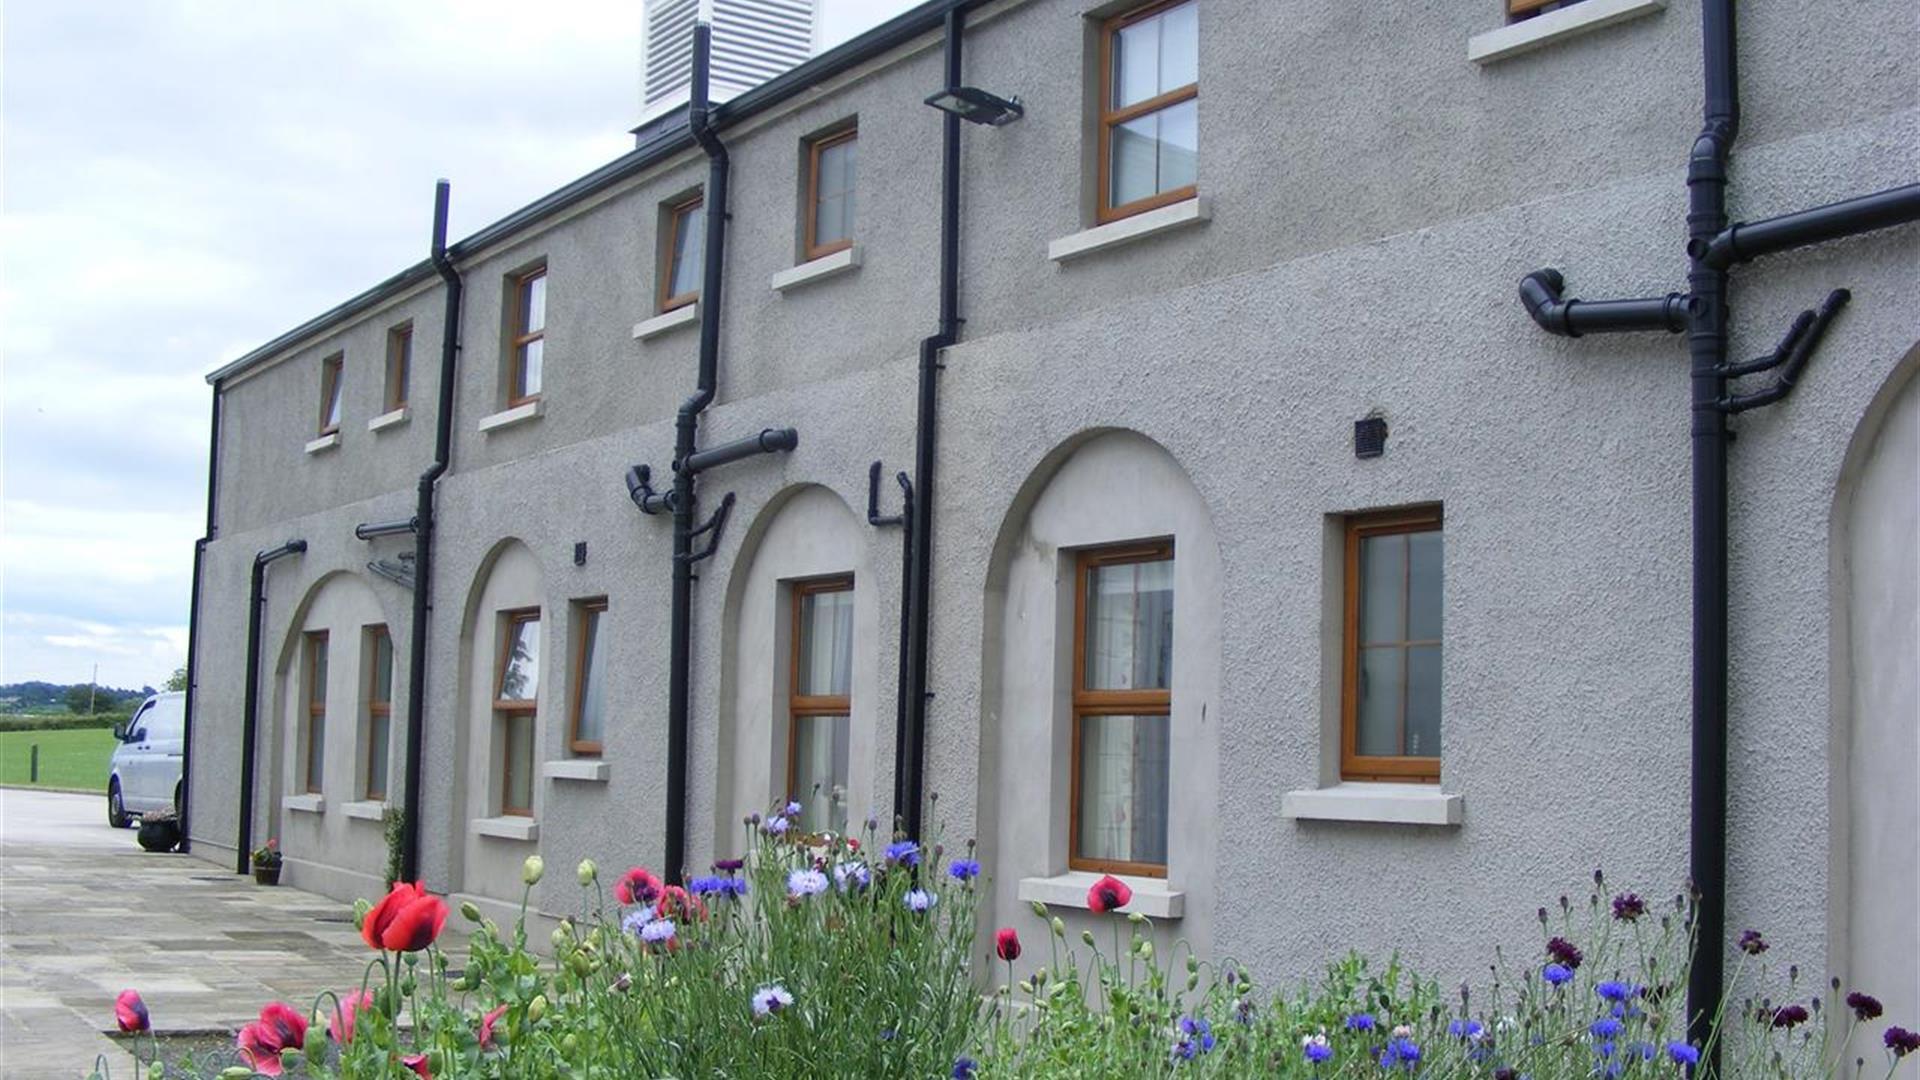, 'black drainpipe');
1515,0,1920,1054
179,380,223,853
897,6,965,842
400,180,463,884
236,538,307,873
